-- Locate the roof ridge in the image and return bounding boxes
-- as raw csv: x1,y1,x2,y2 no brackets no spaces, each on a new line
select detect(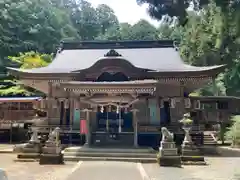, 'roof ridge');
60,40,174,50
